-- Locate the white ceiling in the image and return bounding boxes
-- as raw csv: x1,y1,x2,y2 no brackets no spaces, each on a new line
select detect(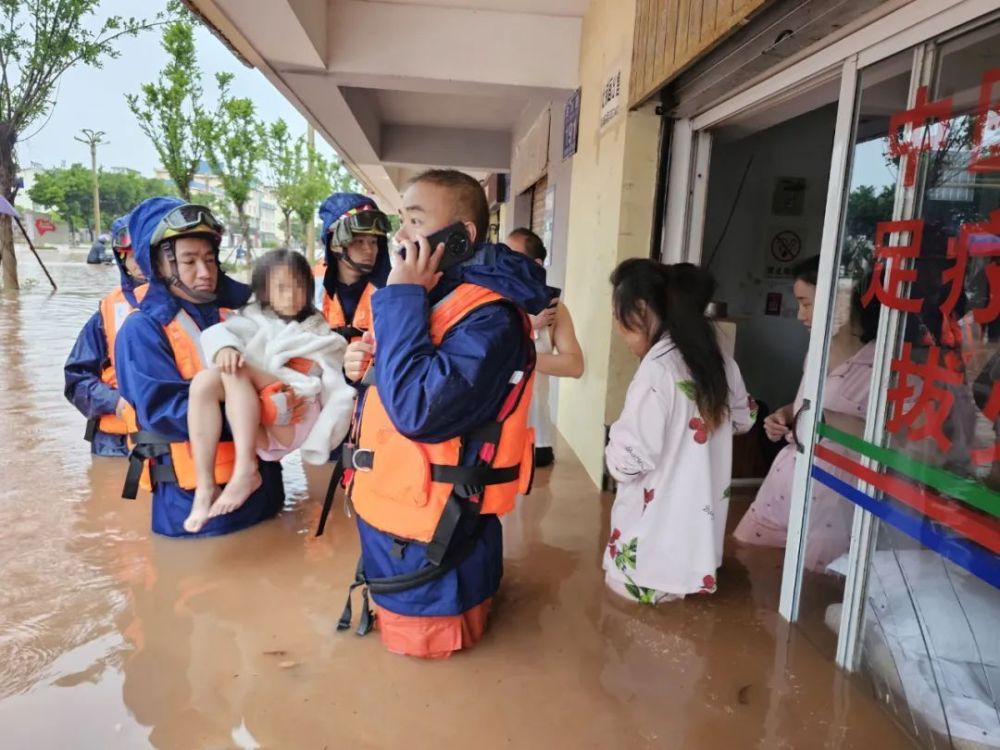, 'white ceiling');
369,88,526,130
356,0,589,17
